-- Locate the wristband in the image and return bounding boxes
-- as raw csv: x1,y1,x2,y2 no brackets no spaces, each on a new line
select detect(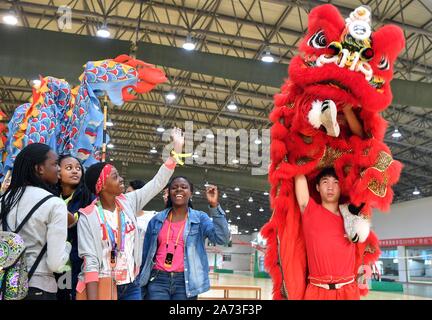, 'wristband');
171,150,192,166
